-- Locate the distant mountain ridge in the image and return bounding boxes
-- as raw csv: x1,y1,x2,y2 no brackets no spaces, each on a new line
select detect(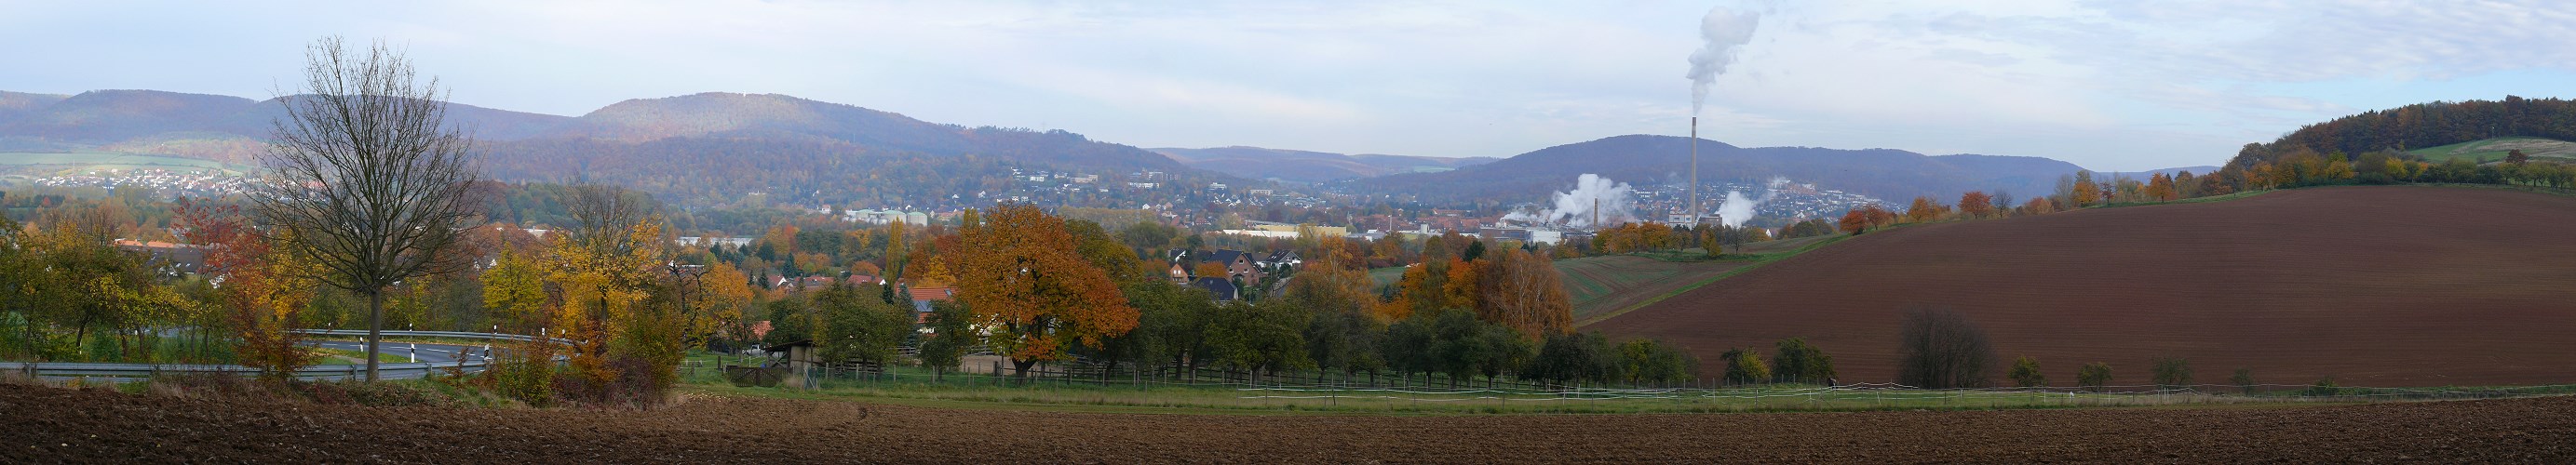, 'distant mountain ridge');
0,89,1196,206
1345,135,2091,205
2,88,2133,211
1152,146,1497,183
